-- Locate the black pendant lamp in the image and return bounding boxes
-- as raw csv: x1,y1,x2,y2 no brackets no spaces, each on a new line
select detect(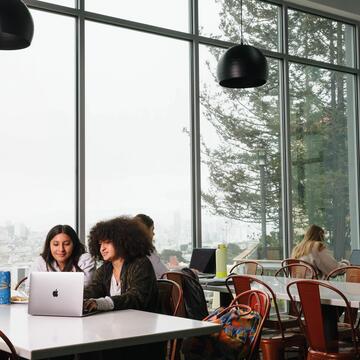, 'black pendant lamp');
0,0,34,50
217,0,268,88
